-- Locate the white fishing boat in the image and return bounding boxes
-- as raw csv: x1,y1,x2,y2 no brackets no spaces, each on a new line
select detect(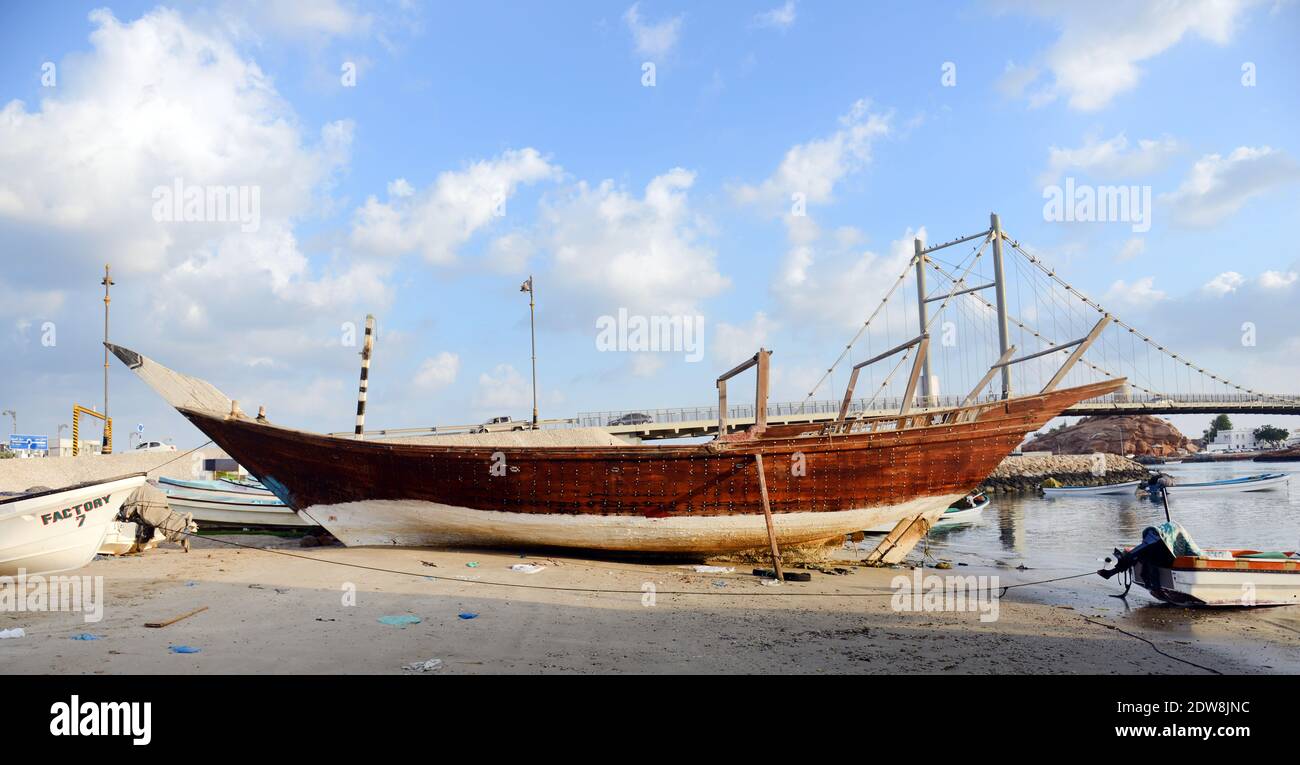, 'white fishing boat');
1042,480,1142,497
1133,552,1300,606
1147,472,1289,496
935,492,989,527
864,492,989,533
158,475,273,497
1100,522,1300,607
160,489,313,528
0,474,148,575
